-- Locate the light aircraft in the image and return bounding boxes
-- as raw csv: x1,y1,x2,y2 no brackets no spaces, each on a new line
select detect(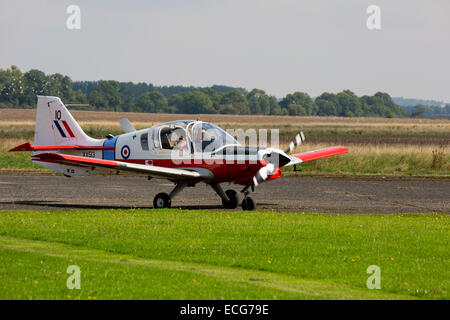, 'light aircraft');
10,96,348,210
